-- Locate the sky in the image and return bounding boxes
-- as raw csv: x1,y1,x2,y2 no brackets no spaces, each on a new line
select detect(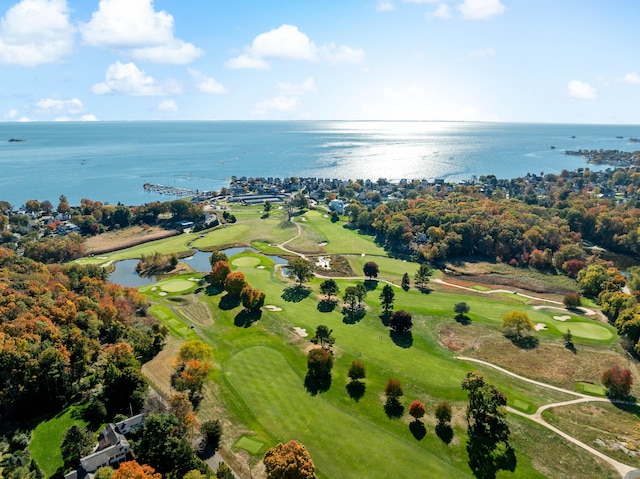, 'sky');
0,0,639,123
